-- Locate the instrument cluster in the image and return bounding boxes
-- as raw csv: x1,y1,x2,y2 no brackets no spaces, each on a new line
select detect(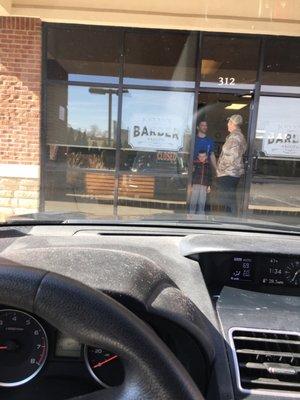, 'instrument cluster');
229,255,300,288
0,309,124,388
